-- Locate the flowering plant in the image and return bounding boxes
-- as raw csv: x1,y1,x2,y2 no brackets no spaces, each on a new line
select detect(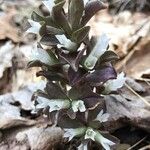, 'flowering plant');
27,0,126,149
